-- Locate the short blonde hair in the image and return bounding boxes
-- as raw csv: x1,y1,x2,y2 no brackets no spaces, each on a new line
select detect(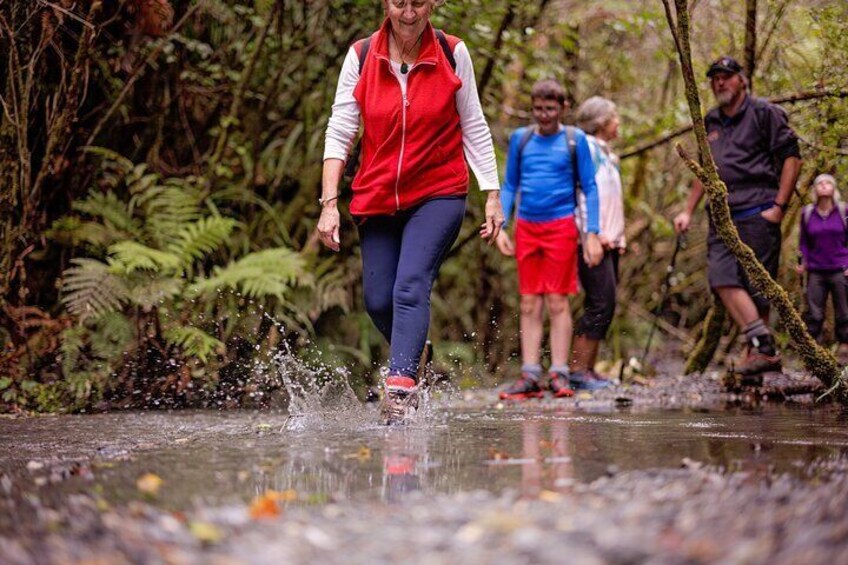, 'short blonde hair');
575,96,617,135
